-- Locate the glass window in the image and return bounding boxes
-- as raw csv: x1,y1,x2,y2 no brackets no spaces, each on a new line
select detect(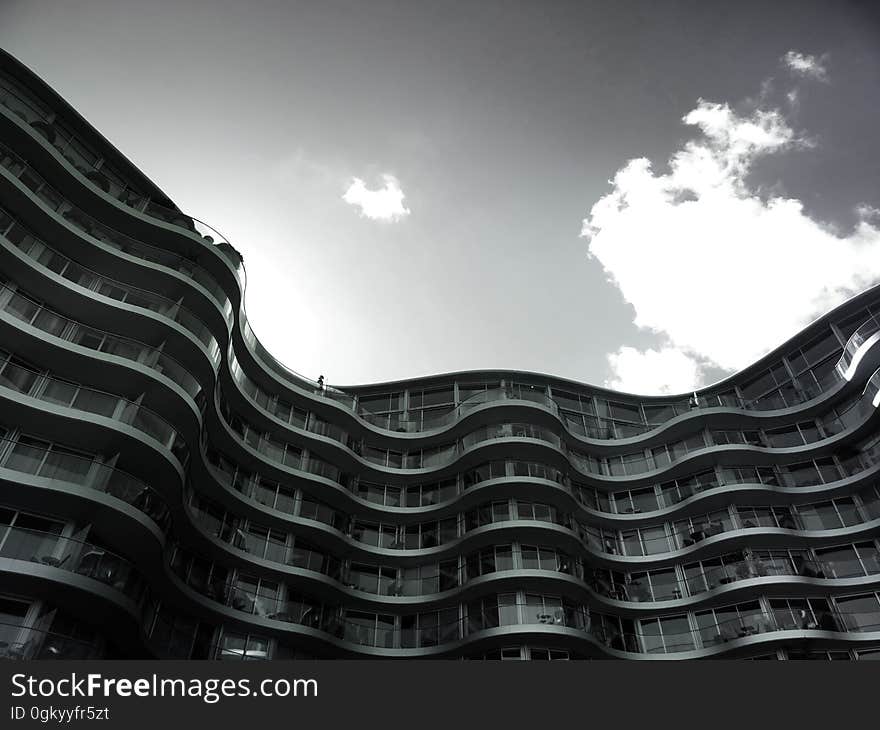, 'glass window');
648,569,679,601
1,512,64,561
3,291,39,323
5,437,49,474
41,378,77,406
661,616,694,652
40,445,93,482
440,517,458,544
496,546,513,571
639,618,663,653
410,387,454,409
621,530,643,557
798,503,843,531
642,526,669,554
497,594,518,626
72,388,118,417
0,357,38,394
458,382,501,404
631,487,658,513
652,445,671,468
783,461,821,487
521,546,539,570
643,403,680,425
0,596,30,651
835,498,861,527
856,543,880,575
609,401,641,423
640,615,693,653
816,545,860,578
770,598,821,630
789,331,841,373
765,426,804,449
836,594,880,632
740,369,776,400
